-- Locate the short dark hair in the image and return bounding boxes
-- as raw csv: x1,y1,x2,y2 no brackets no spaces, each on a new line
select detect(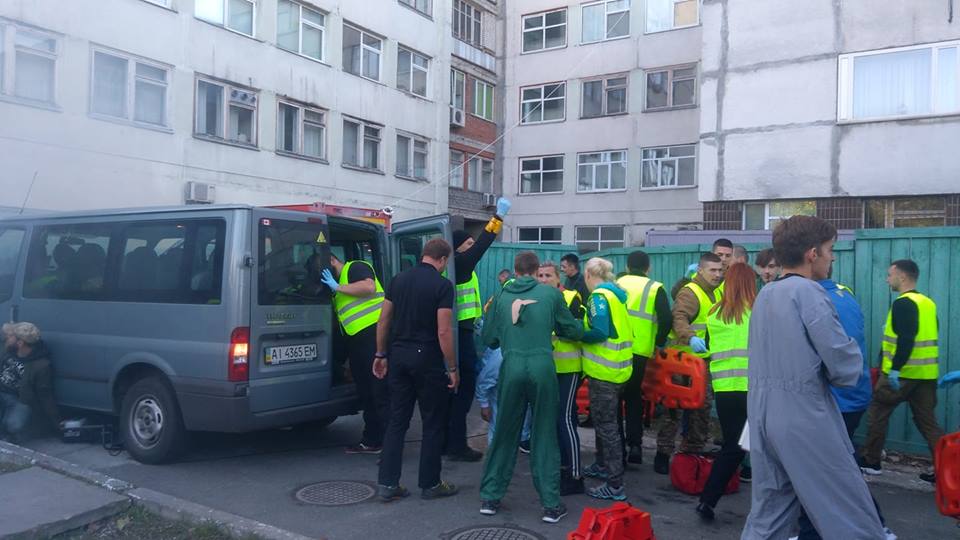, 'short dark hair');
772,216,837,268
891,259,919,281
497,269,511,277
755,247,777,267
699,252,722,266
422,238,452,260
515,251,540,276
627,250,650,273
560,253,580,266
712,238,734,250
733,245,748,262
